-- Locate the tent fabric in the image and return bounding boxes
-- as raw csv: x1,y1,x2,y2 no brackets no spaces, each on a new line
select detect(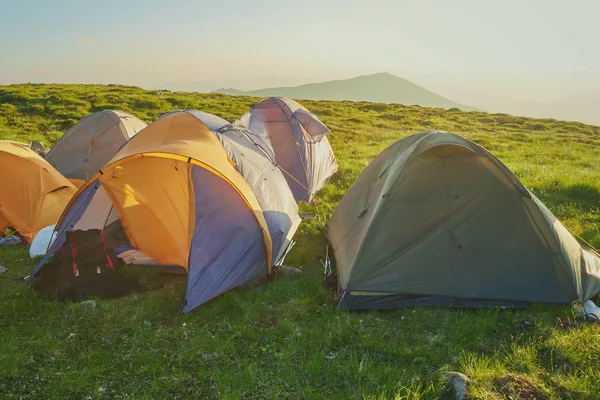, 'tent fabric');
31,112,273,312
162,109,230,131
0,214,8,233
237,97,338,202
0,141,77,243
45,110,147,180
68,179,85,188
101,157,194,267
216,125,301,264
117,249,159,265
171,109,301,264
327,131,600,309
31,181,101,273
29,224,57,258
185,165,268,311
